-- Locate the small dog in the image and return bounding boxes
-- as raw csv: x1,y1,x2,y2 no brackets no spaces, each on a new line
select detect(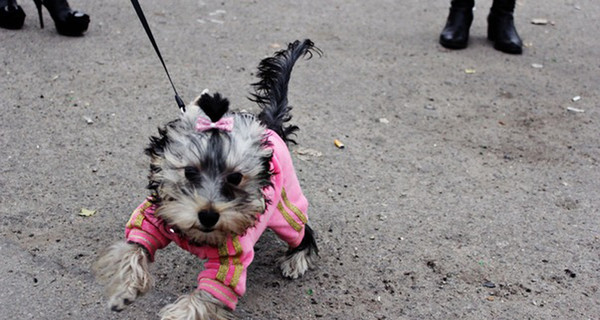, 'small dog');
94,40,320,319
